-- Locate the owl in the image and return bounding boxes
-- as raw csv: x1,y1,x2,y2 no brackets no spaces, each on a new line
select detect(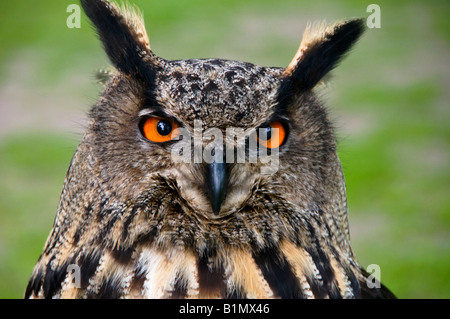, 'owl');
25,0,395,299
